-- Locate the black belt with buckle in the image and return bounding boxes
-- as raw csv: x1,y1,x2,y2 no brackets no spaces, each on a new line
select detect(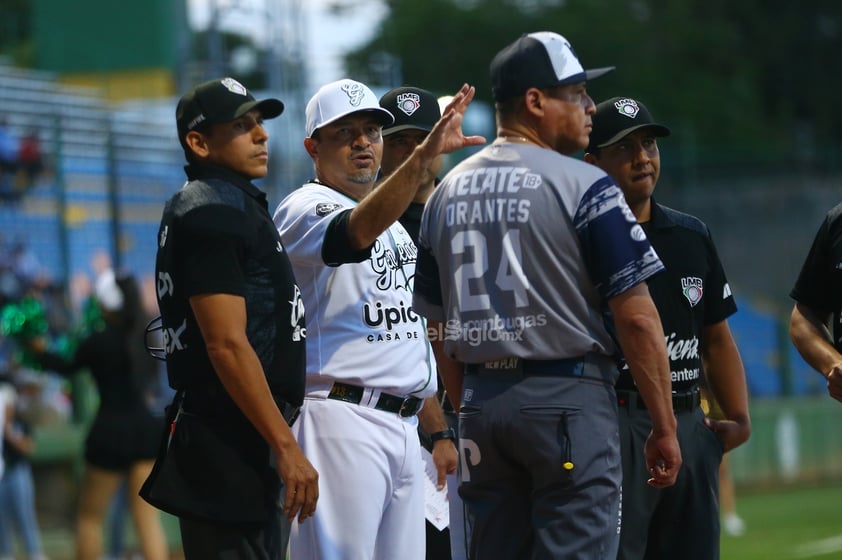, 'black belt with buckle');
327,382,423,417
617,387,701,413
